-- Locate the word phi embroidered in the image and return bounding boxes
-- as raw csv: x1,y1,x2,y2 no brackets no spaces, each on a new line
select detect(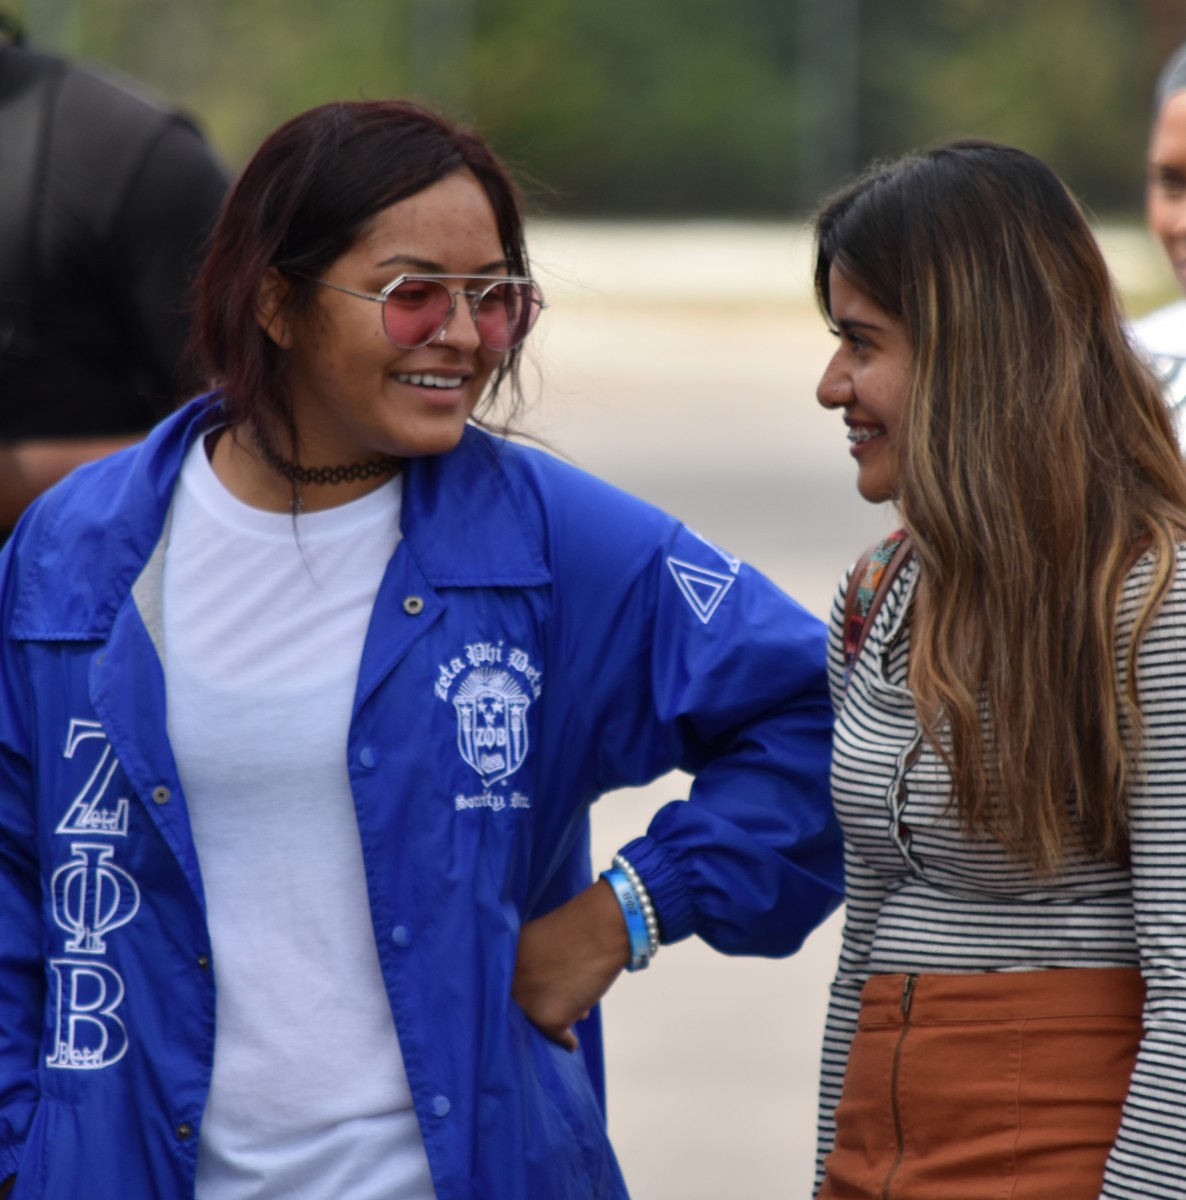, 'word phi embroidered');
666,531,741,625
436,640,542,802
48,719,140,1070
